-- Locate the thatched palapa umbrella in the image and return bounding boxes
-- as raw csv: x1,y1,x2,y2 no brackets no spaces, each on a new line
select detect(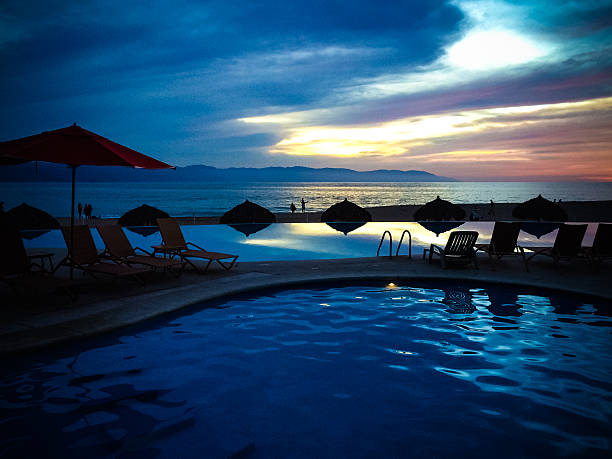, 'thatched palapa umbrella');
414,196,466,221
417,221,464,236
519,222,561,239
227,223,272,237
512,194,567,221
220,200,275,237
321,198,372,223
220,200,276,224
6,203,60,230
118,204,170,227
325,221,367,235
